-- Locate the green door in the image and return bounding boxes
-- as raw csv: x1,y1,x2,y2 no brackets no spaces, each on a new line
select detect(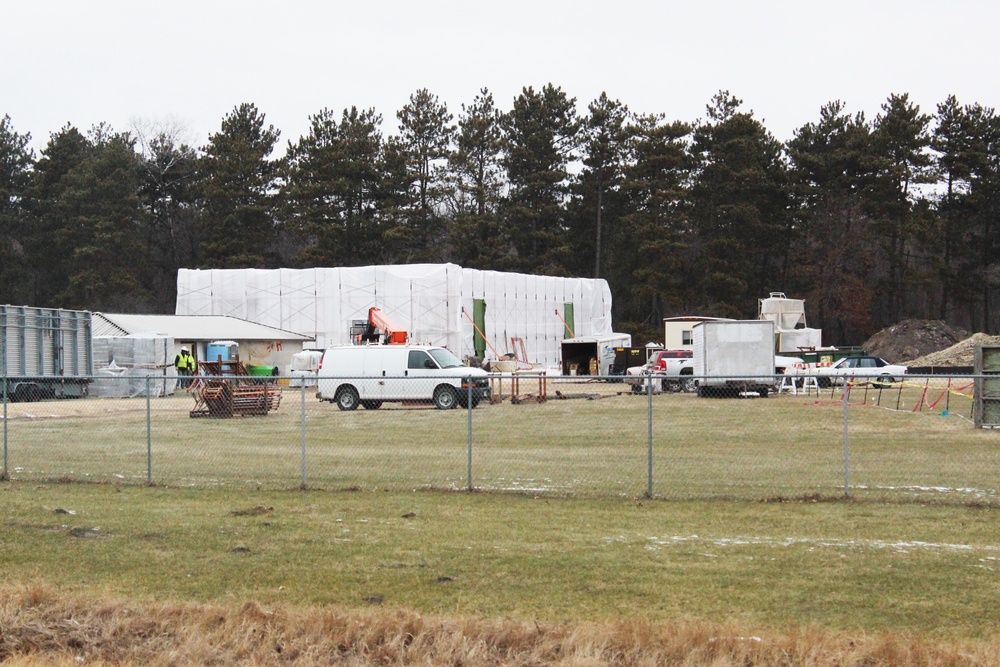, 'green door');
473,299,487,358
563,303,575,339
